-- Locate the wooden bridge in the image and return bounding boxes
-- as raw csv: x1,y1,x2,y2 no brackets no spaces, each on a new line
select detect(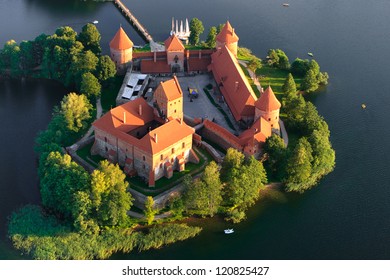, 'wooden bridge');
113,0,153,42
